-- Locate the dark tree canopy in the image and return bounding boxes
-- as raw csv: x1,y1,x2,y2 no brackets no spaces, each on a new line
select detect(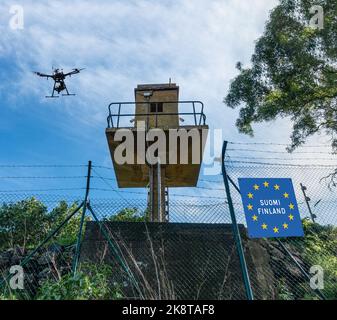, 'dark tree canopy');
225,0,337,151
